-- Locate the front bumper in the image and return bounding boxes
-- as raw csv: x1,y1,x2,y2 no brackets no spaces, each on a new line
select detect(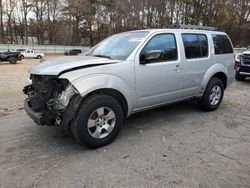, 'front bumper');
24,99,45,125
236,65,250,76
